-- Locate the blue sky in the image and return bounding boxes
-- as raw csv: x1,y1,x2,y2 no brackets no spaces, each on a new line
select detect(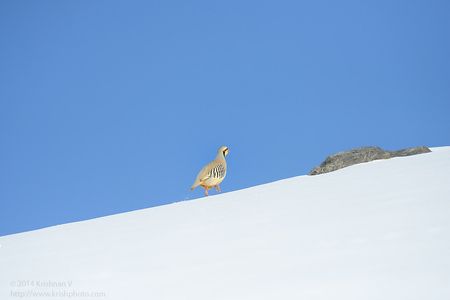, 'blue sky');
1,0,449,236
